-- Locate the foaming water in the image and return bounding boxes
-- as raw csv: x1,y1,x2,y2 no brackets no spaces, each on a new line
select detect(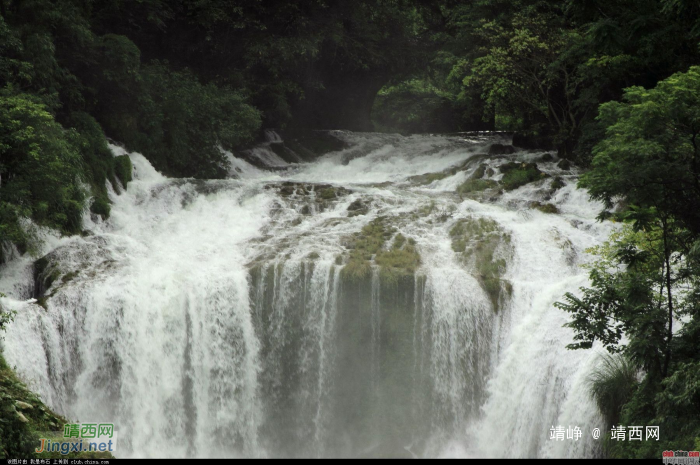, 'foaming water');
1,133,611,458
